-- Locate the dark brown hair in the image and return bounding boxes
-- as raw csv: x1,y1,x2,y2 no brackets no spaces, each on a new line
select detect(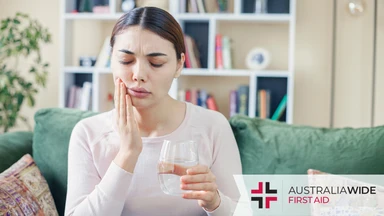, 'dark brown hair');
110,7,185,60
